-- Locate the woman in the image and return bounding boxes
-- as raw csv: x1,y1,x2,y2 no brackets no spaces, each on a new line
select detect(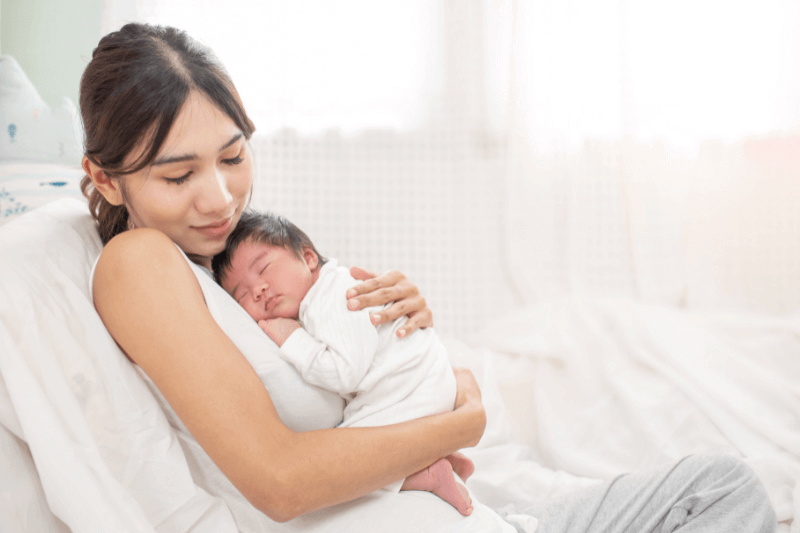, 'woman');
82,23,777,532
81,22,490,530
